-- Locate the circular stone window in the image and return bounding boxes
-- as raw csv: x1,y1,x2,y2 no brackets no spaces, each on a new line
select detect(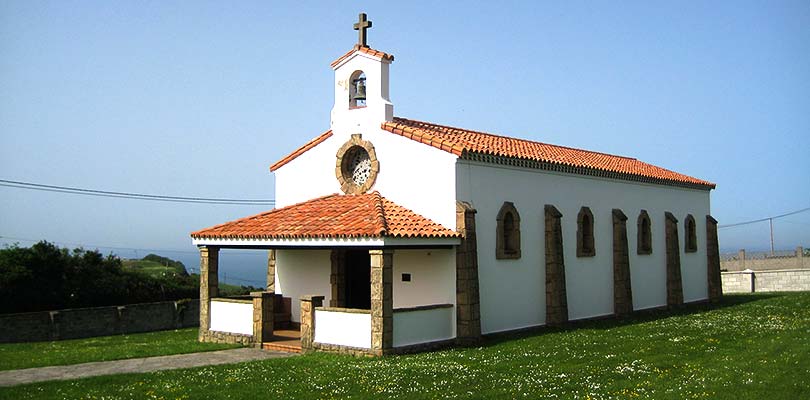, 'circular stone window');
335,134,379,194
